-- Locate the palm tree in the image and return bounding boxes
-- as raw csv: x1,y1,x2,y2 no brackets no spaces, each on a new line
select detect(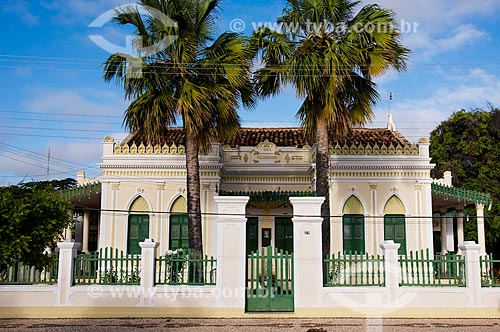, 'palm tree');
253,0,409,259
103,0,255,263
